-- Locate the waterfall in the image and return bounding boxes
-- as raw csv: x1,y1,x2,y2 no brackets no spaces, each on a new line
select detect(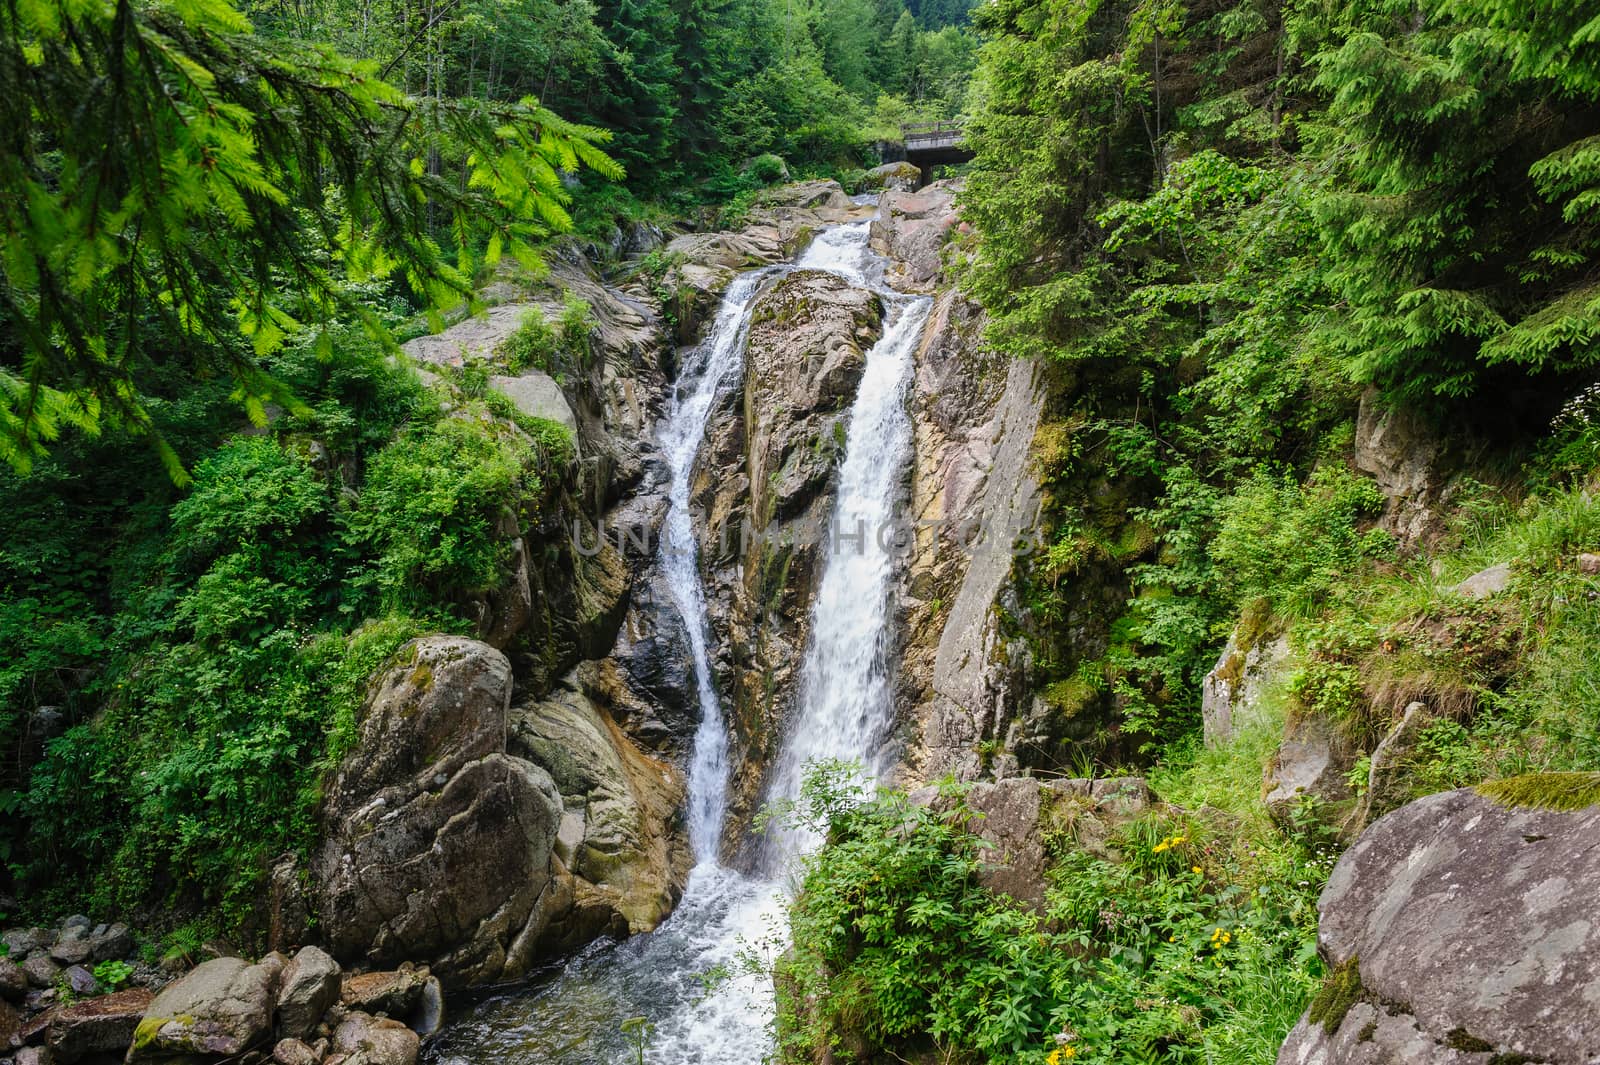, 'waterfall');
426,215,930,1065
657,269,769,864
